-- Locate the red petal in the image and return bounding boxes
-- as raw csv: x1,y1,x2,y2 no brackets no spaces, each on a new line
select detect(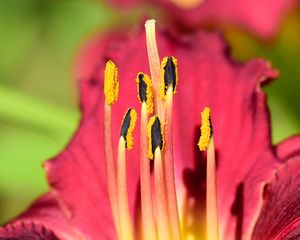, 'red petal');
2,19,299,240
110,0,296,38
0,193,82,240
251,157,300,240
